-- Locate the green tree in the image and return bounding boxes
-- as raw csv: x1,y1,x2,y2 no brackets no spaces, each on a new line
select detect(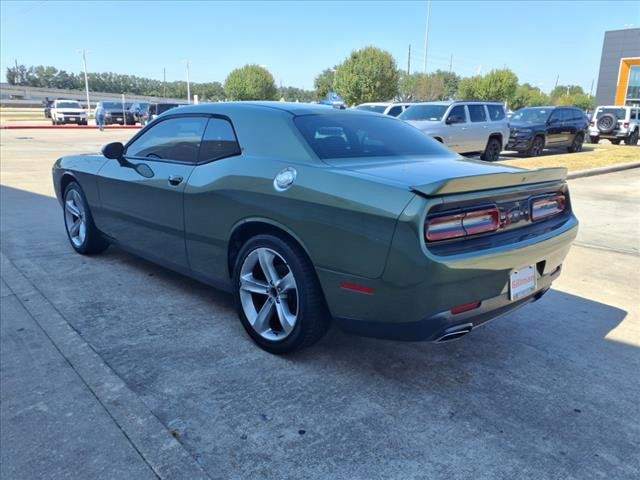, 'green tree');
334,46,399,105
224,64,277,101
457,75,482,99
510,83,550,110
457,69,518,103
550,84,585,103
278,86,315,102
313,68,336,100
555,92,594,111
431,70,459,100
